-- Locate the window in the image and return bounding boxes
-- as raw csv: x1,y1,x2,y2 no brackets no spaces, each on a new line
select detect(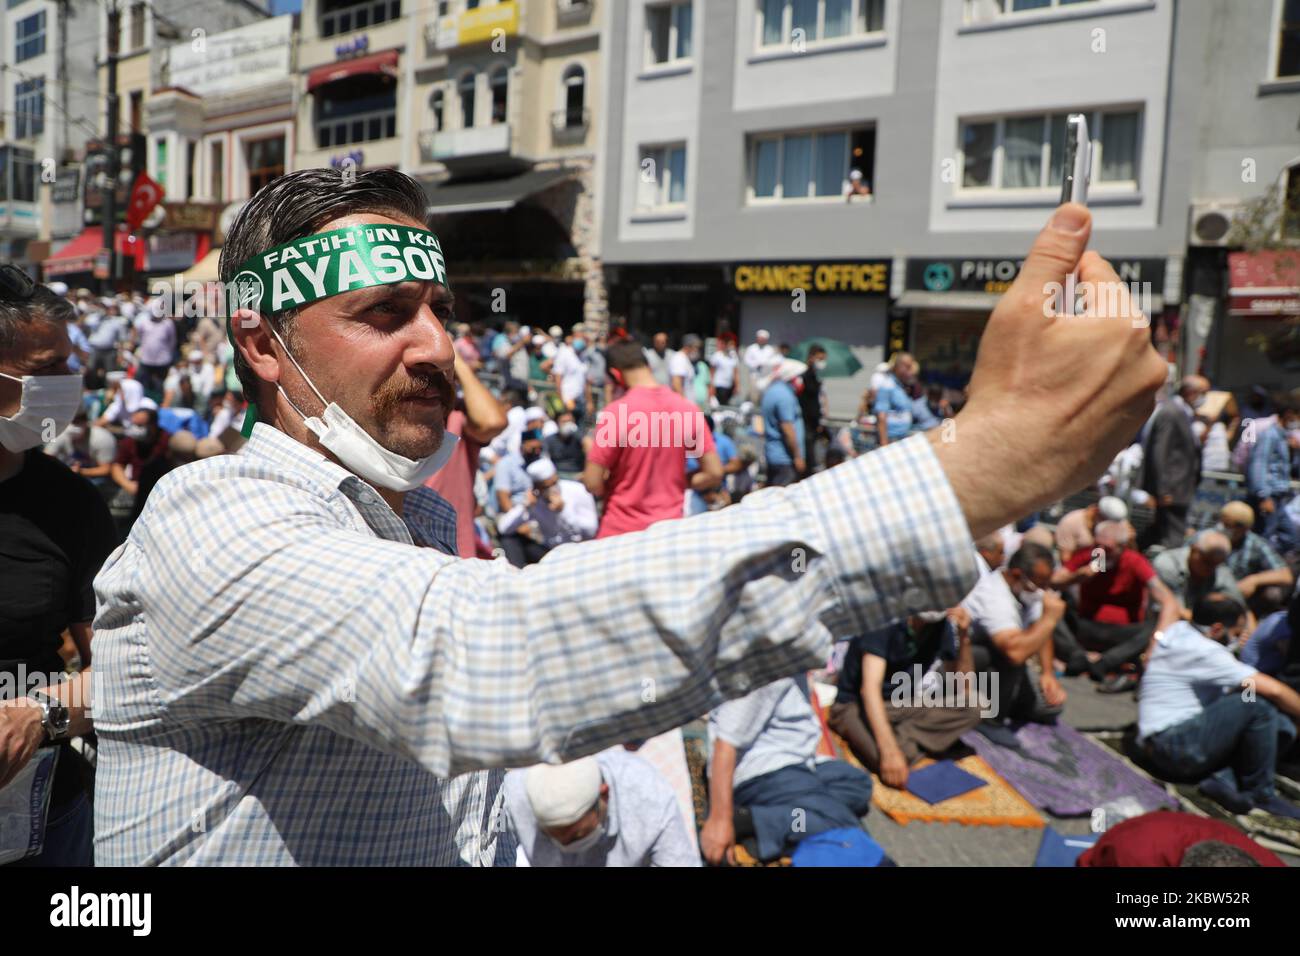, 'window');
247,137,285,196
15,10,45,61
1284,164,1300,241
210,141,224,202
645,2,692,66
758,0,883,48
489,68,508,125
458,72,477,128
0,147,37,202
186,141,197,200
1277,0,1300,78
129,2,146,49
958,108,1141,191
979,0,1097,13
316,76,398,148
156,139,168,191
14,77,44,139
562,64,586,127
130,91,143,133
750,127,873,200
638,144,687,209
430,89,445,131
320,0,401,38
